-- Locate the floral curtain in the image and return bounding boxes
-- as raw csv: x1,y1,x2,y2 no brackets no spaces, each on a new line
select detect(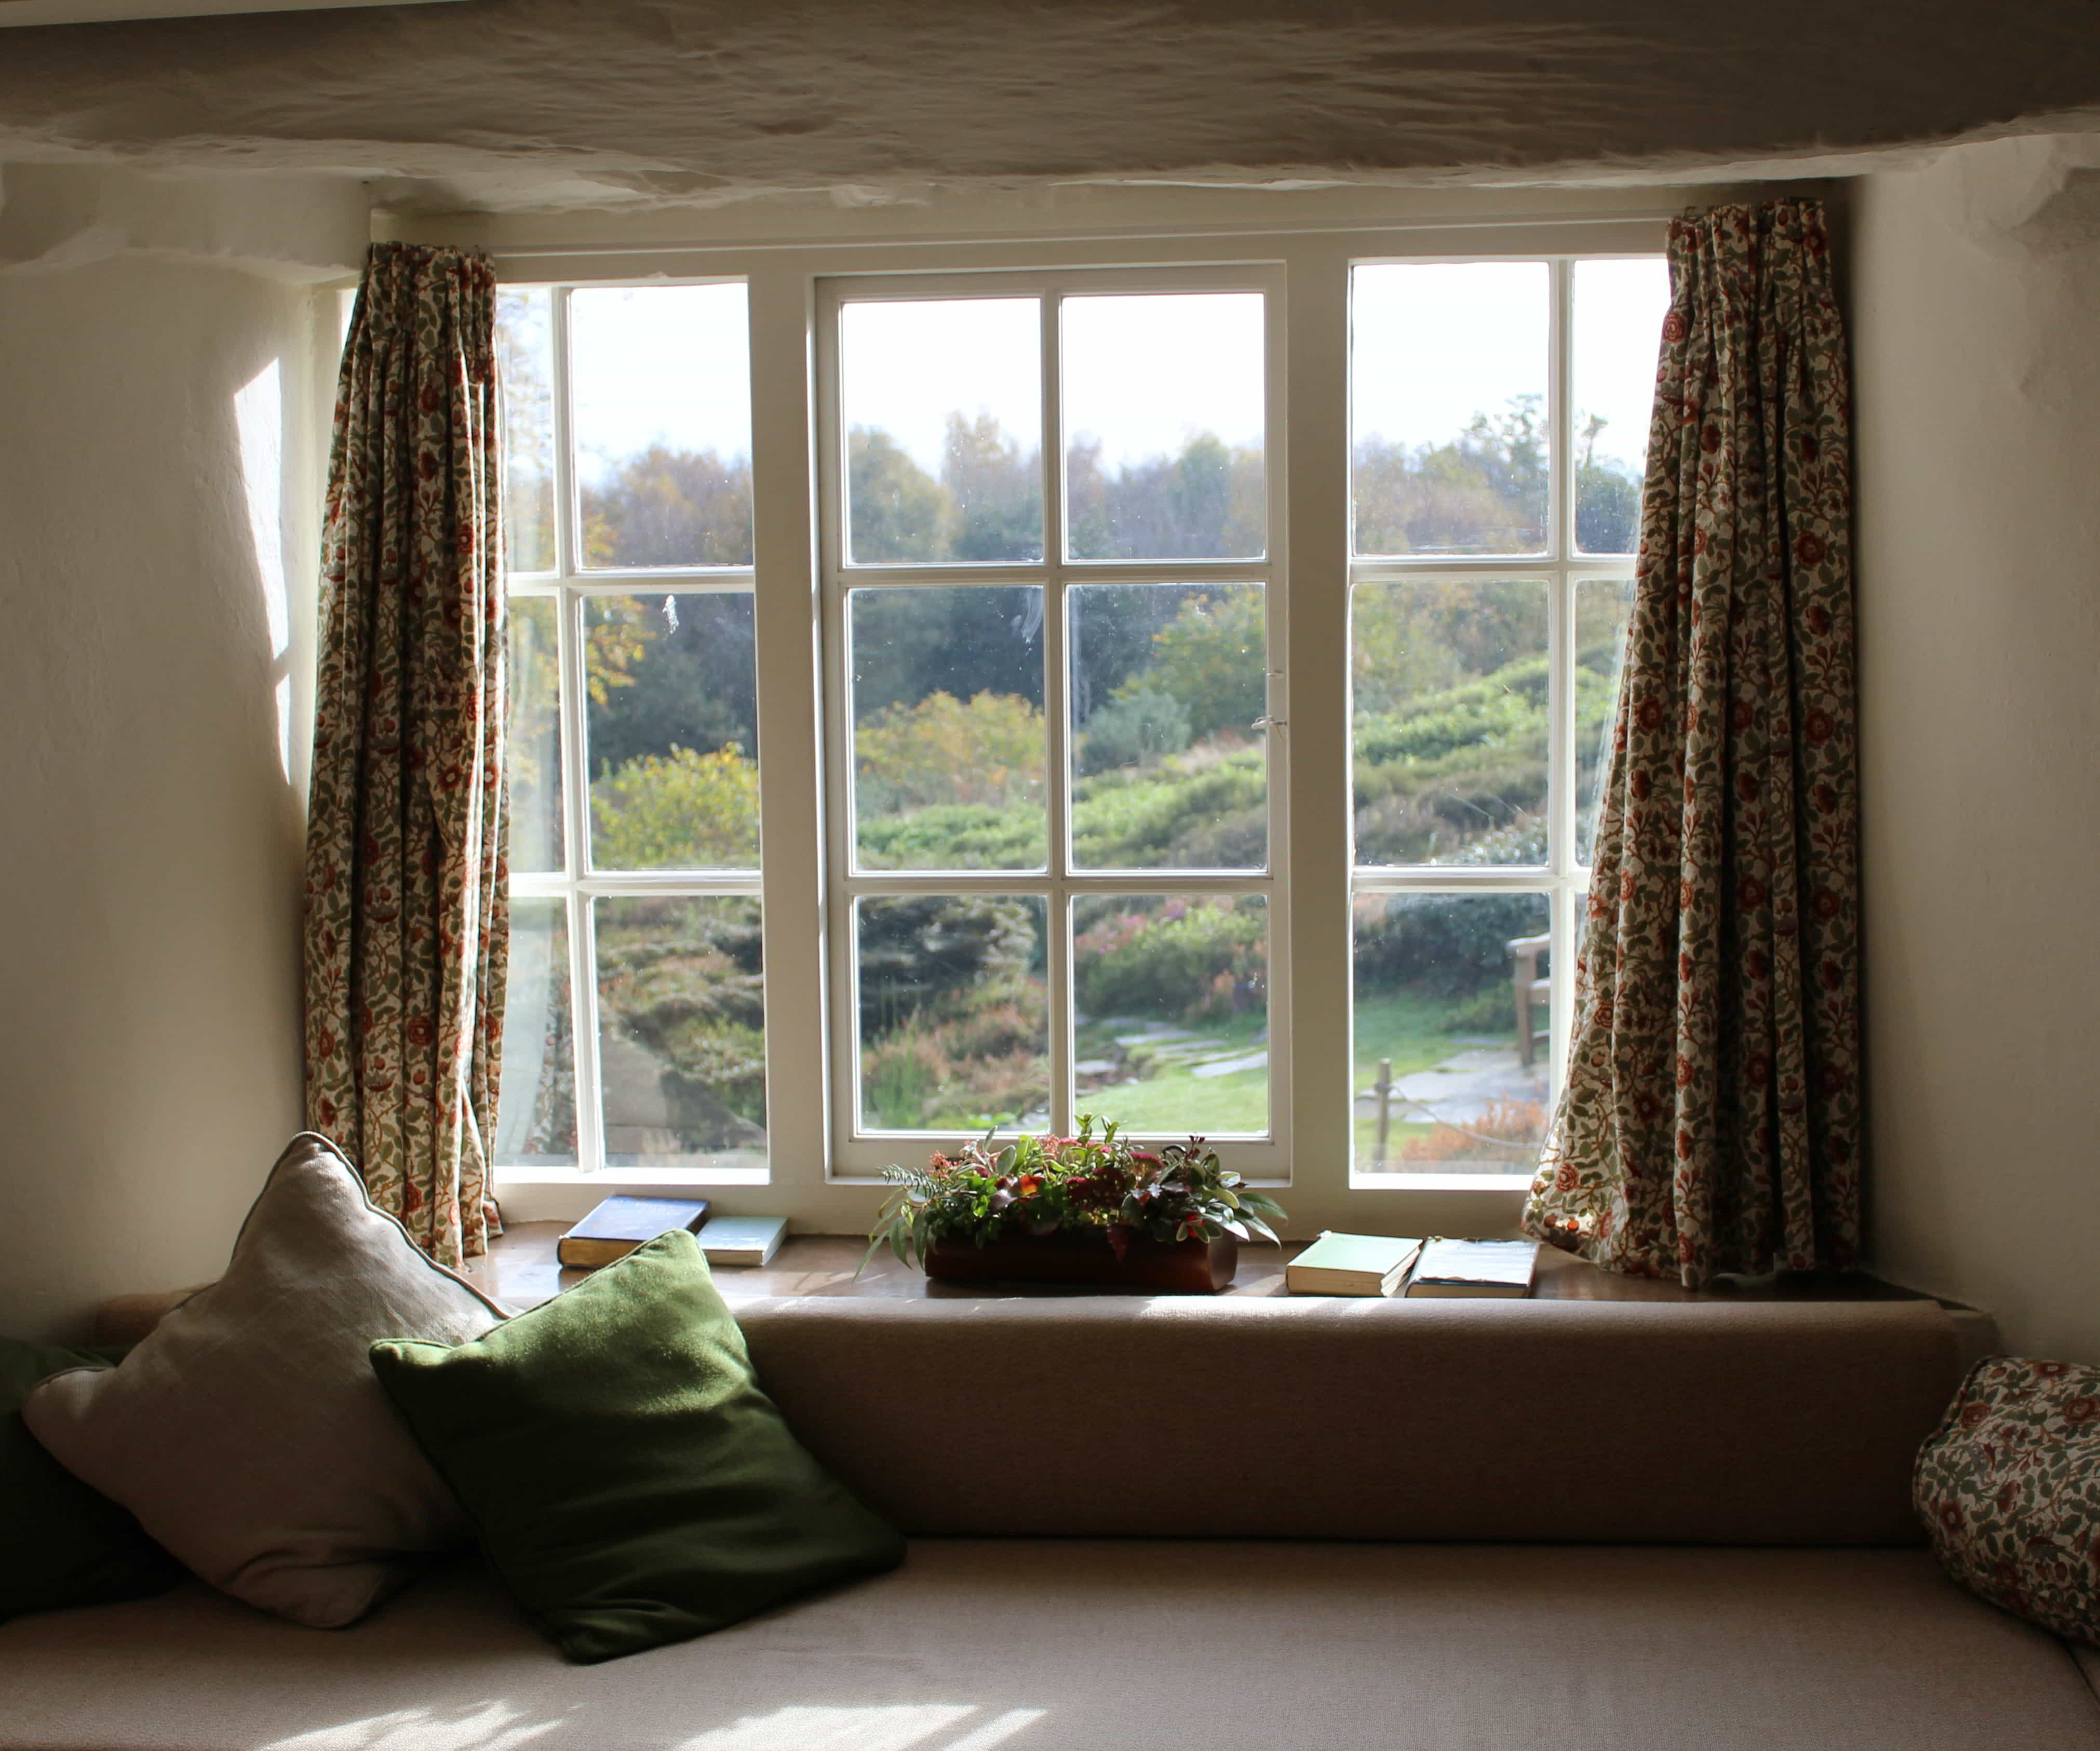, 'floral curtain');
1523,200,1861,1286
302,242,508,1265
